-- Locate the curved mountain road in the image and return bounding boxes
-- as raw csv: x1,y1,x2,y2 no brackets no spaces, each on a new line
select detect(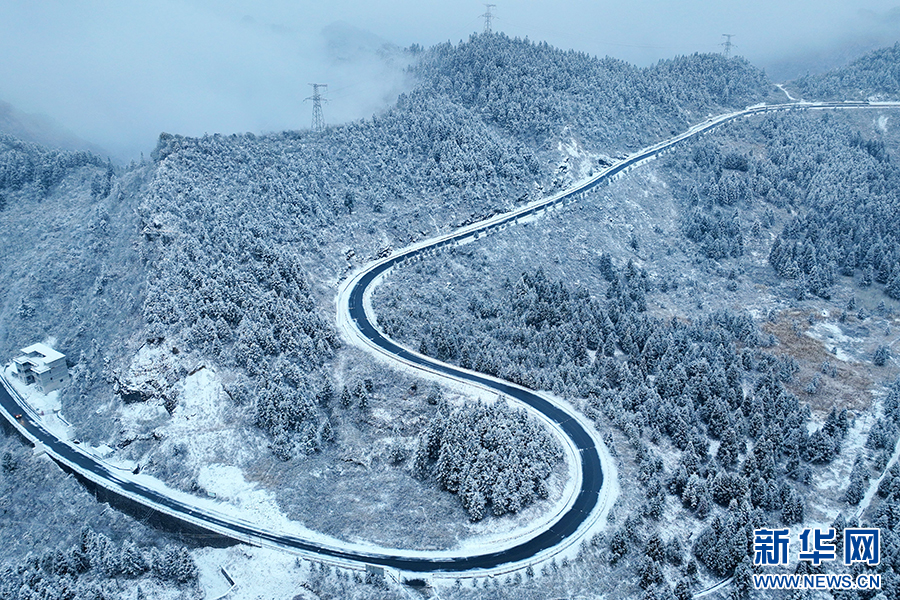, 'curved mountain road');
2,99,899,578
